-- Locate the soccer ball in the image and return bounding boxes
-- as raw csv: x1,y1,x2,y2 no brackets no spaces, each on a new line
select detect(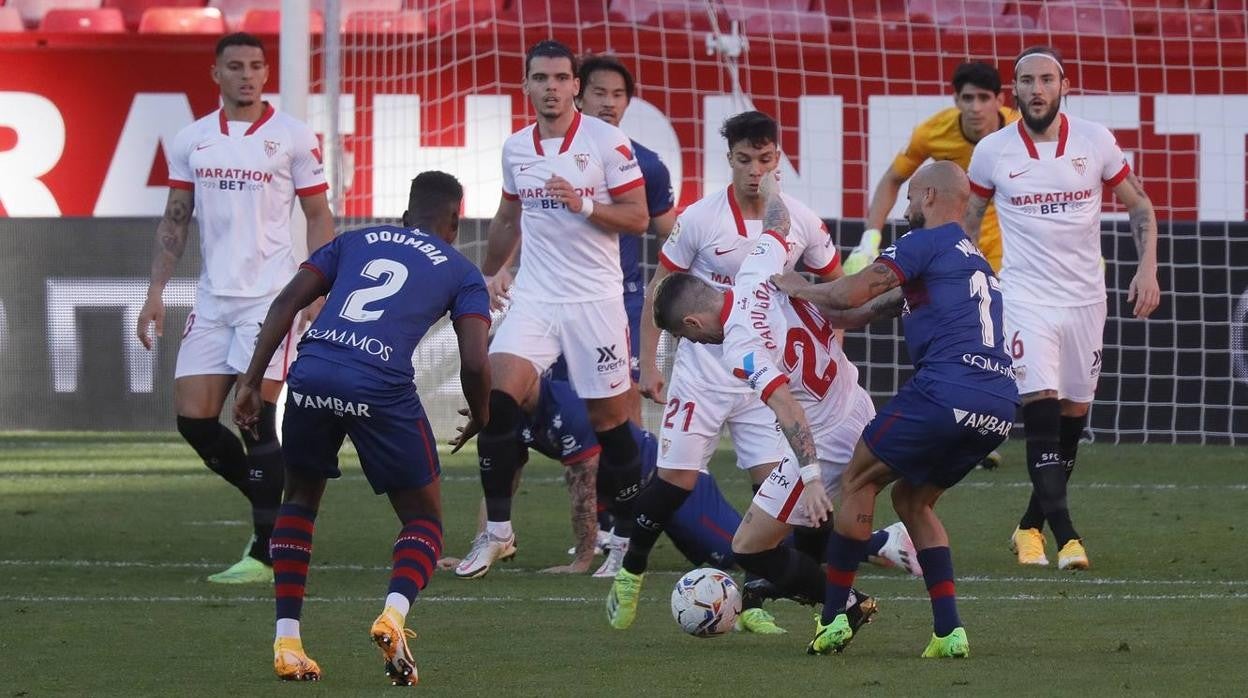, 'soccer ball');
670,567,741,637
